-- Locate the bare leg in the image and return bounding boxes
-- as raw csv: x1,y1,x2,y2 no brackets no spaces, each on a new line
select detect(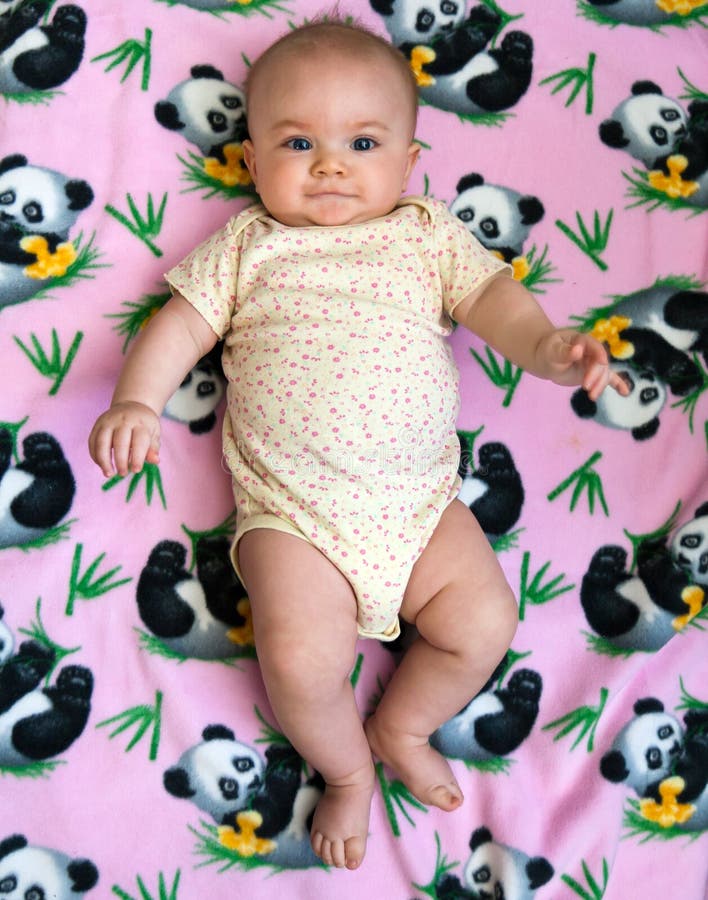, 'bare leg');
365,500,518,810
238,529,374,870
